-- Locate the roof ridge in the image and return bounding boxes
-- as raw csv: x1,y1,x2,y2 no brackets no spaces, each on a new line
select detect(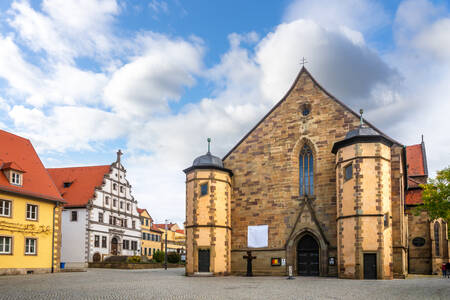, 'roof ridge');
0,129,30,142
222,66,402,160
47,165,111,170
